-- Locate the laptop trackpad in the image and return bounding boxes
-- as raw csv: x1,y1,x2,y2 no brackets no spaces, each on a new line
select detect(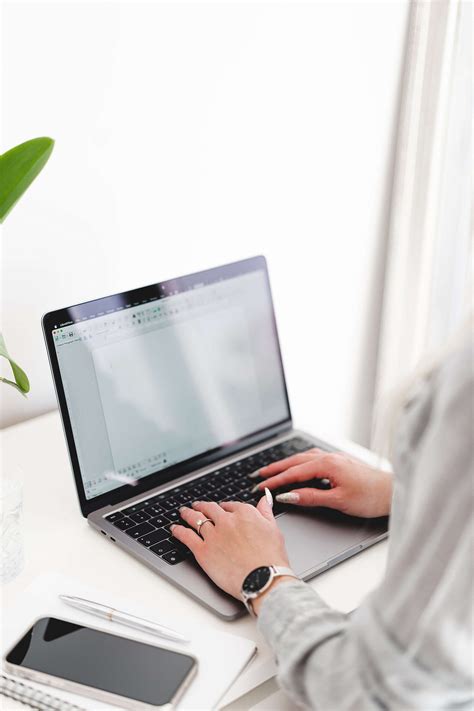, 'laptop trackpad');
277,508,387,577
